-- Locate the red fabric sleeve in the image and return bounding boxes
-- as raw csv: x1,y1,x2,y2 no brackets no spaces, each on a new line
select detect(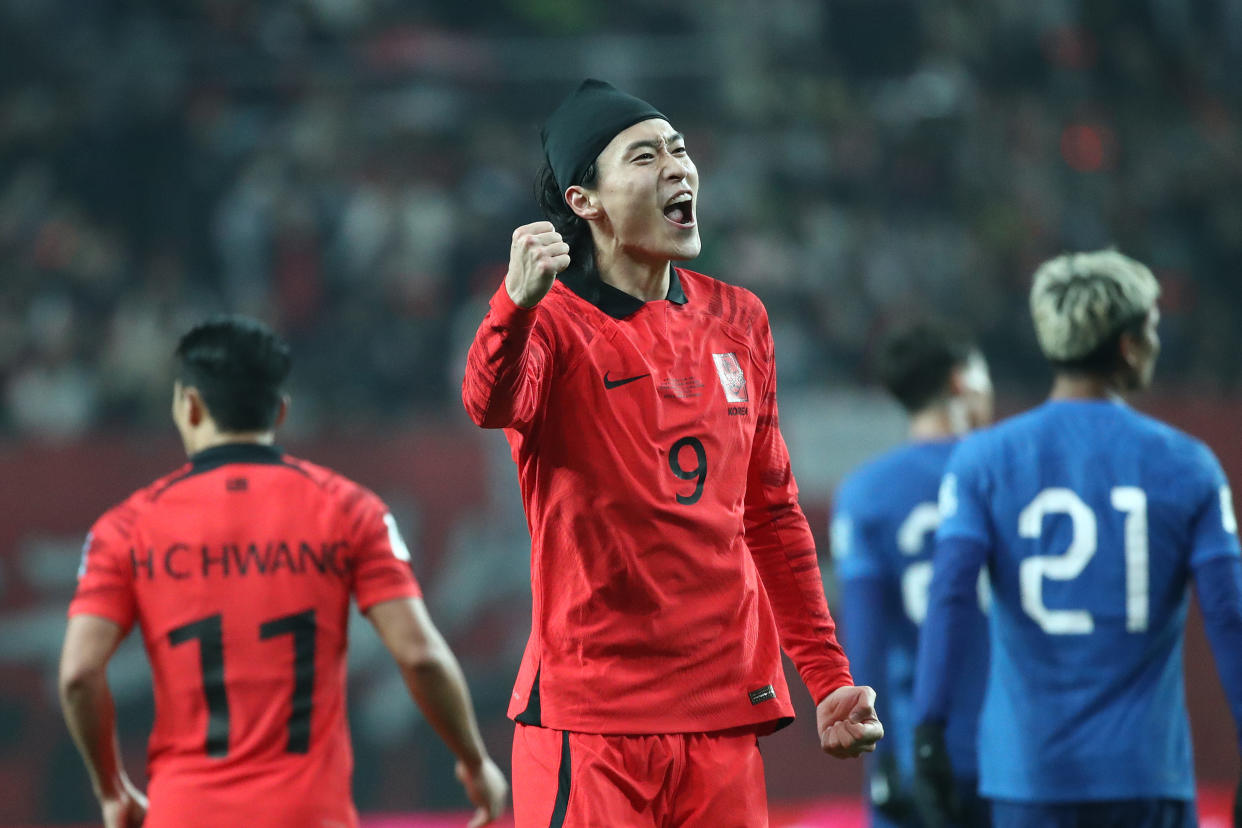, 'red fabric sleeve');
744,310,853,704
461,280,554,430
349,493,422,614
68,508,138,631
